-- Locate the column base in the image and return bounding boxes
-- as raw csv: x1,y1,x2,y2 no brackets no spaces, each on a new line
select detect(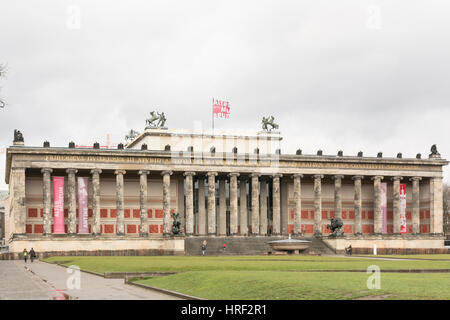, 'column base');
354,232,363,236
139,232,149,237
116,232,125,236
